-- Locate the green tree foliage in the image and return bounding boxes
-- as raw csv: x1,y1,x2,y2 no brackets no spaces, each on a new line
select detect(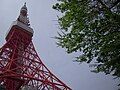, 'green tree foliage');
53,0,120,77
